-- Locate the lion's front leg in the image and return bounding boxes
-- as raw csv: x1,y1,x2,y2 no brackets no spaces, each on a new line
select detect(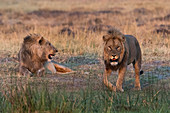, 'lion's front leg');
37,67,45,77
19,65,33,77
103,68,116,91
44,61,57,74
116,66,127,92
